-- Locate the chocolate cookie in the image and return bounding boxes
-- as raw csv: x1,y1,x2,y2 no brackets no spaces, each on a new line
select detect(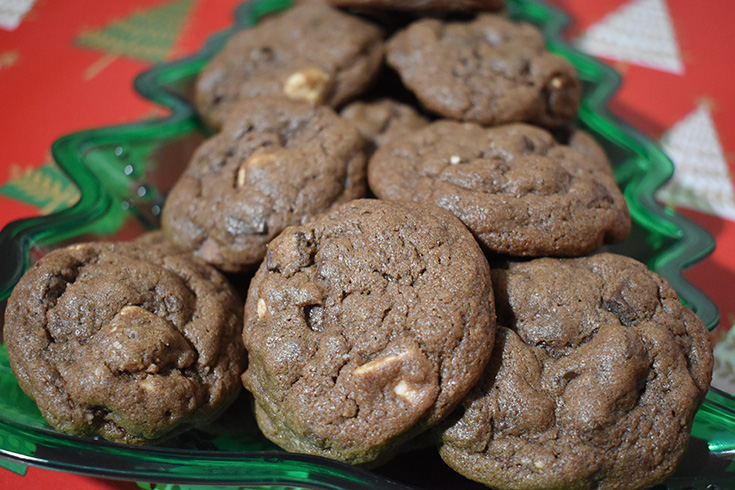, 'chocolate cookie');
340,98,429,155
568,129,611,172
242,199,495,464
386,14,580,127
3,233,246,444
439,254,713,490
368,121,631,256
161,96,367,273
327,0,504,12
196,2,384,128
